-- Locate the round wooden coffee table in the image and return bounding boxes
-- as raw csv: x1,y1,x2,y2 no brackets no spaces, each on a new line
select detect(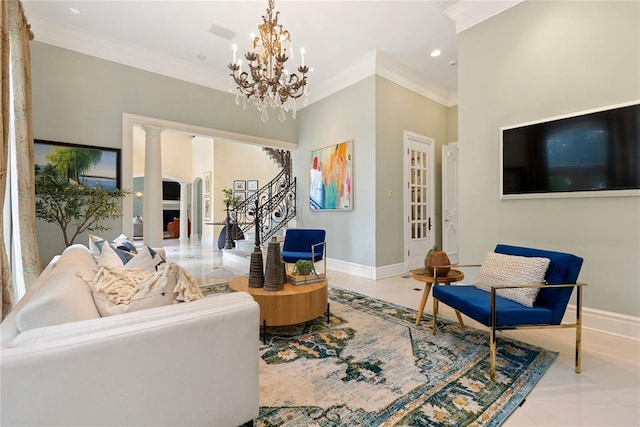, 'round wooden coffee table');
411,268,465,327
229,276,328,327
